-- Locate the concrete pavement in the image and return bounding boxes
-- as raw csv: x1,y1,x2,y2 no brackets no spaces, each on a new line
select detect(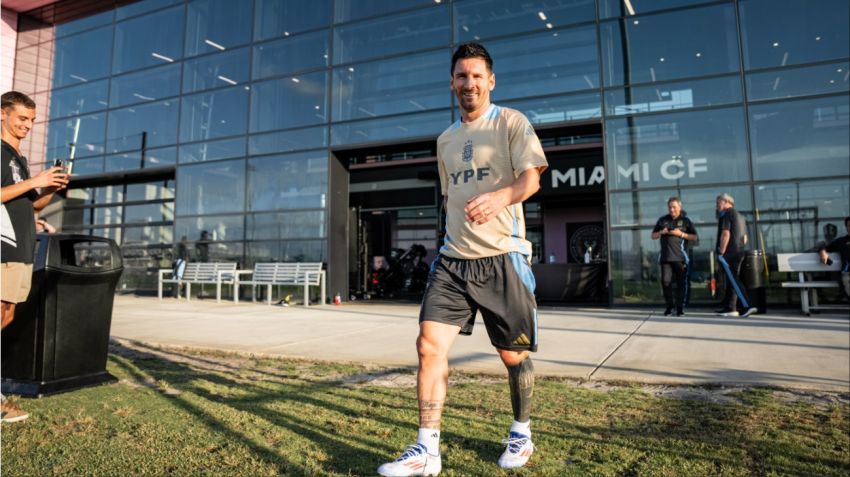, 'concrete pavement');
110,296,850,392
